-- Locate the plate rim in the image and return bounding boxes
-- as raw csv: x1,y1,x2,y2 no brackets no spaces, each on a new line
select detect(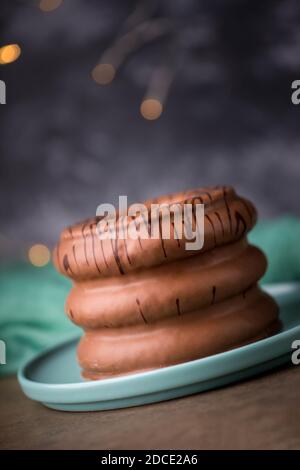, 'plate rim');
17,282,300,404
